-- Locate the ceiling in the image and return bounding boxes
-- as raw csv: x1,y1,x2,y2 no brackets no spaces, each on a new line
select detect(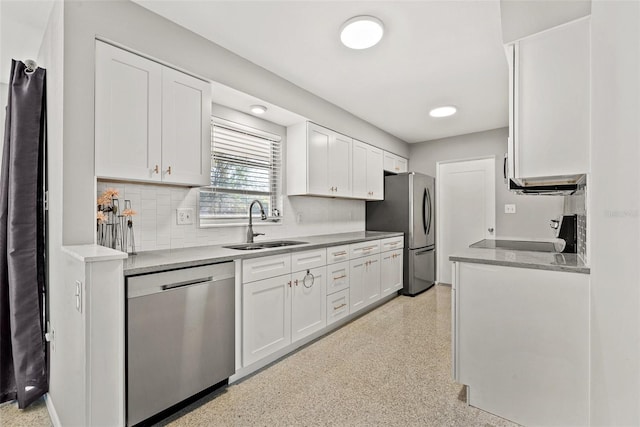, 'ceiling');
2,1,510,144
134,0,509,143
